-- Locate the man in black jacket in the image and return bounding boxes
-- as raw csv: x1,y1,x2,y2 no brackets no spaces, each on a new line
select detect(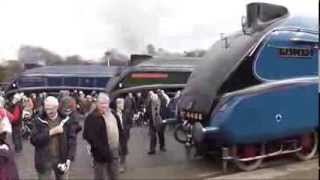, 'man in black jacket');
83,93,123,180
30,96,80,180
